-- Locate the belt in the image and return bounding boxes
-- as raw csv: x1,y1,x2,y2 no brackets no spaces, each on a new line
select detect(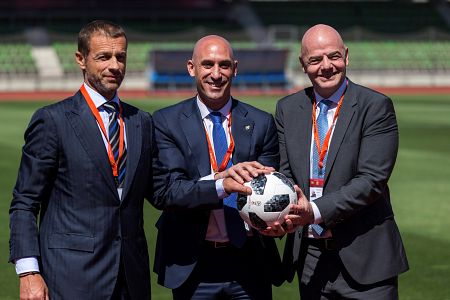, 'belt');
304,238,340,251
204,240,232,249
